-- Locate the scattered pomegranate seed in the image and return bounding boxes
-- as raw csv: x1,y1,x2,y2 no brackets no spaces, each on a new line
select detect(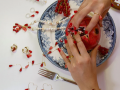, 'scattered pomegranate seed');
15,23,19,26
60,39,63,42
9,65,13,67
32,60,35,65
27,53,32,58
36,0,39,1
13,26,16,28
15,30,19,33
19,68,22,72
31,14,35,17
12,47,16,52
29,50,32,53
16,28,20,31
48,51,52,54
69,23,72,27
25,65,29,69
43,54,46,57
40,63,43,67
13,29,16,31
18,25,22,29
49,46,53,50
28,26,31,29
64,39,67,44
22,27,27,32
35,11,39,14
65,64,67,68
74,26,76,30
74,10,78,13
111,4,114,7
55,42,58,46
24,24,28,26
25,88,29,90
